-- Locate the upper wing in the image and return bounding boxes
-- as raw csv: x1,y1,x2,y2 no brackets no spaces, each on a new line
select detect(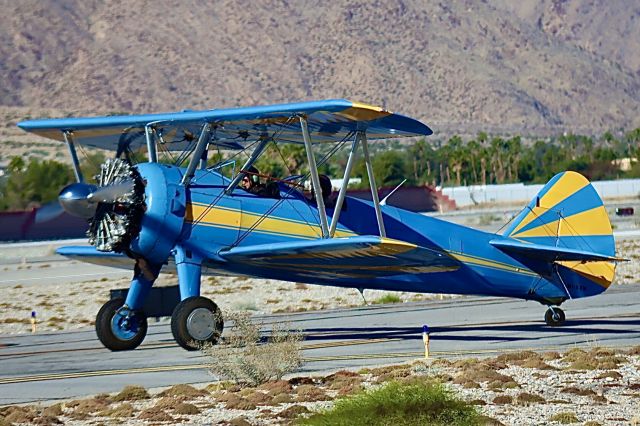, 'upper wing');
218,236,460,279
17,99,432,152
